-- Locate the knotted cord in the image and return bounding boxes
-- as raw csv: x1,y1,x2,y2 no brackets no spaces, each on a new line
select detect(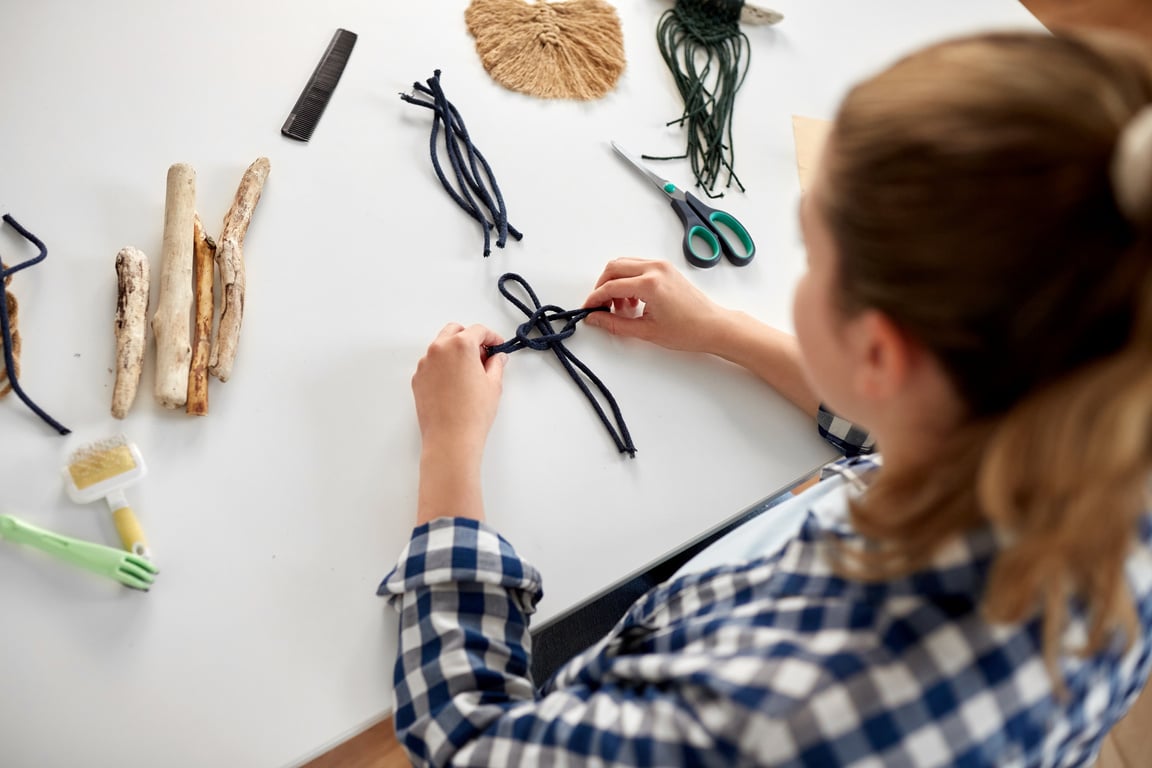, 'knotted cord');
487,273,636,457
645,0,751,198
0,214,70,434
400,70,523,257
